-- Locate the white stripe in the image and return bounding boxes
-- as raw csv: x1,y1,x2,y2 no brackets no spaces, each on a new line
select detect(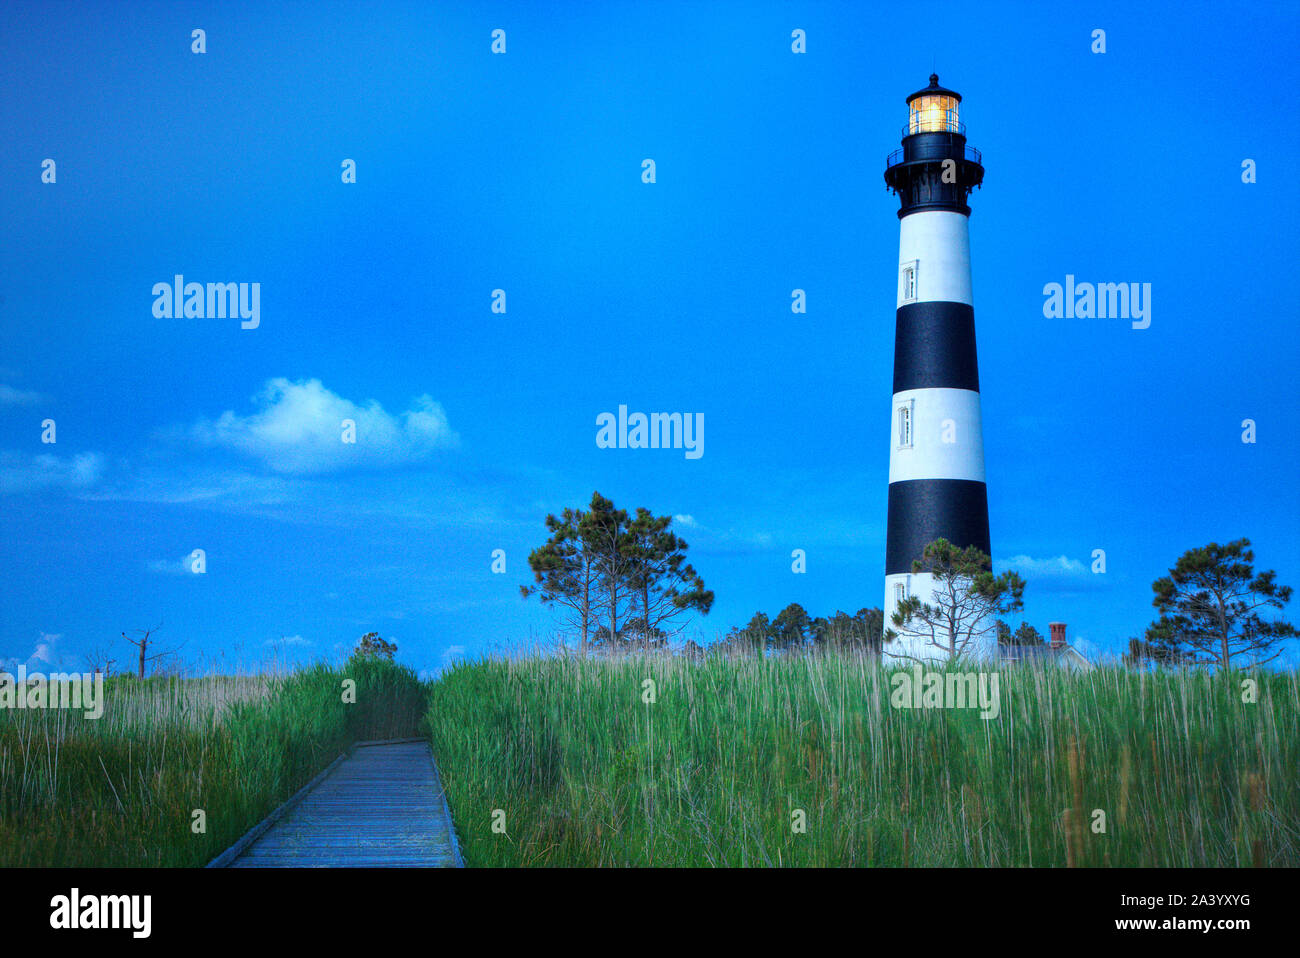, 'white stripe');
897,210,973,307
882,572,945,662
887,387,985,483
